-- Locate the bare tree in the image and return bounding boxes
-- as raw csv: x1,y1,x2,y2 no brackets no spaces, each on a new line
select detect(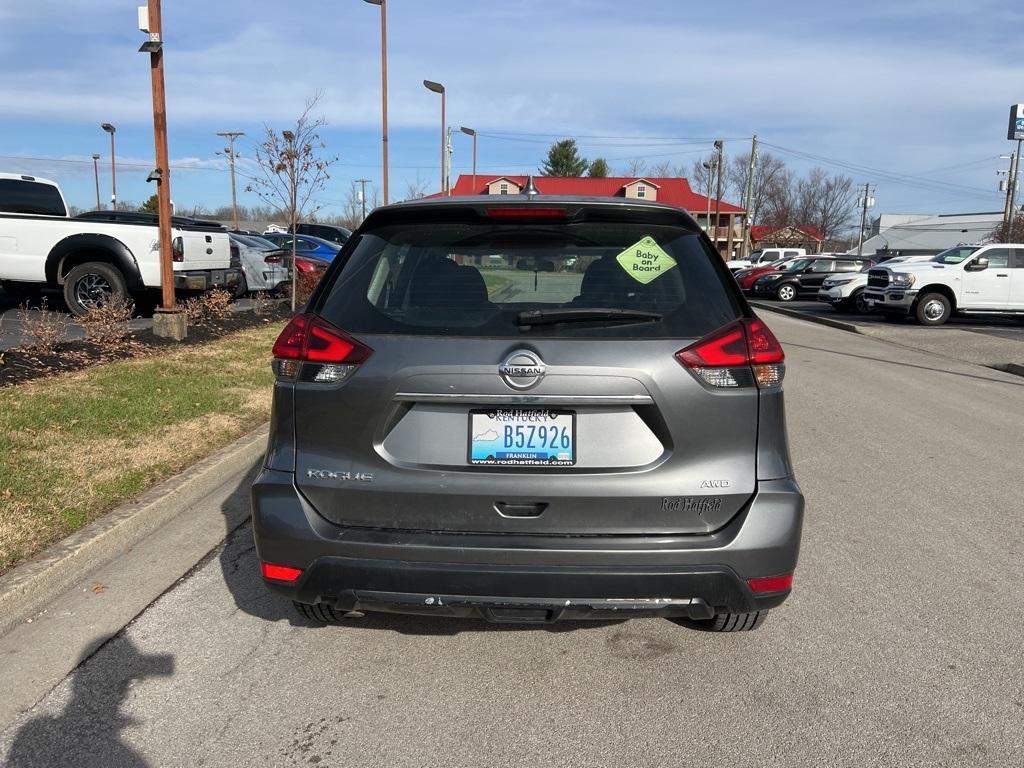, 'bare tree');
726,151,788,225
623,158,647,177
246,93,337,227
404,175,430,201
795,167,856,241
650,160,686,177
246,92,338,310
